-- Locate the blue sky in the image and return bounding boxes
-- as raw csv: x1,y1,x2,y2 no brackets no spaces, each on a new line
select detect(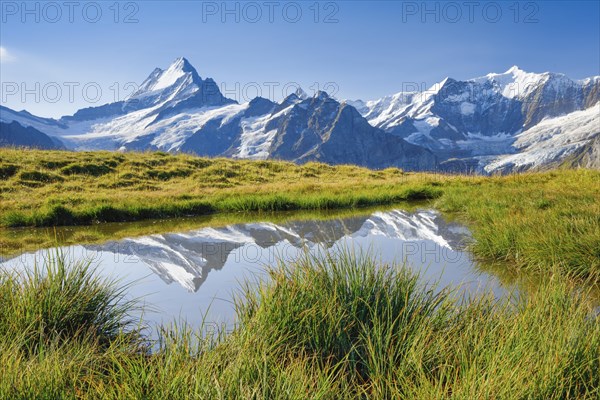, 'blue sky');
1,1,599,117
